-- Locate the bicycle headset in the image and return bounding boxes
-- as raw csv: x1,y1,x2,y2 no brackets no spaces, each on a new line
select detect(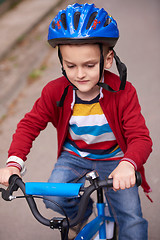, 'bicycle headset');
48,3,127,107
